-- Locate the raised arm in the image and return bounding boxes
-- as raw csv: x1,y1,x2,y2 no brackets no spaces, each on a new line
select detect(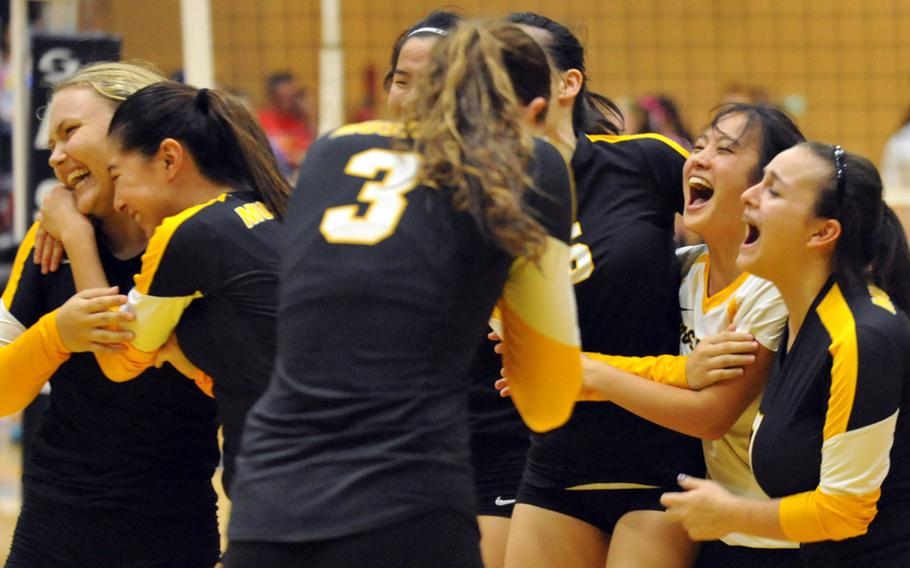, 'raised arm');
39,186,111,291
